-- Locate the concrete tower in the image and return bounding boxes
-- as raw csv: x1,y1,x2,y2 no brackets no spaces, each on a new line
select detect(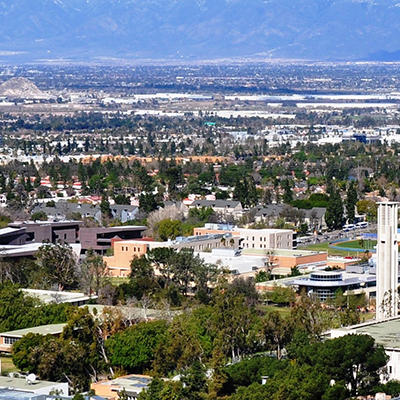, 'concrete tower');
376,202,399,320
